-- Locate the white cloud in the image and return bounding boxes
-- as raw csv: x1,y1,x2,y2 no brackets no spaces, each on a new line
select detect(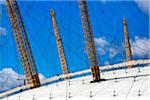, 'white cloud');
131,36,150,57
94,37,109,47
135,0,149,14
94,37,109,55
95,36,150,59
109,47,119,58
0,68,25,92
0,68,46,92
0,27,7,35
94,37,119,58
